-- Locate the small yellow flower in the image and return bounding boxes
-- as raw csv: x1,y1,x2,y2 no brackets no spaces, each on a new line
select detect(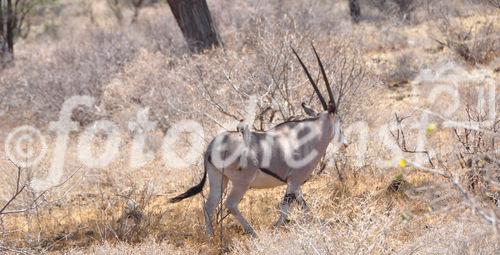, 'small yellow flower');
427,122,438,133
399,159,407,168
